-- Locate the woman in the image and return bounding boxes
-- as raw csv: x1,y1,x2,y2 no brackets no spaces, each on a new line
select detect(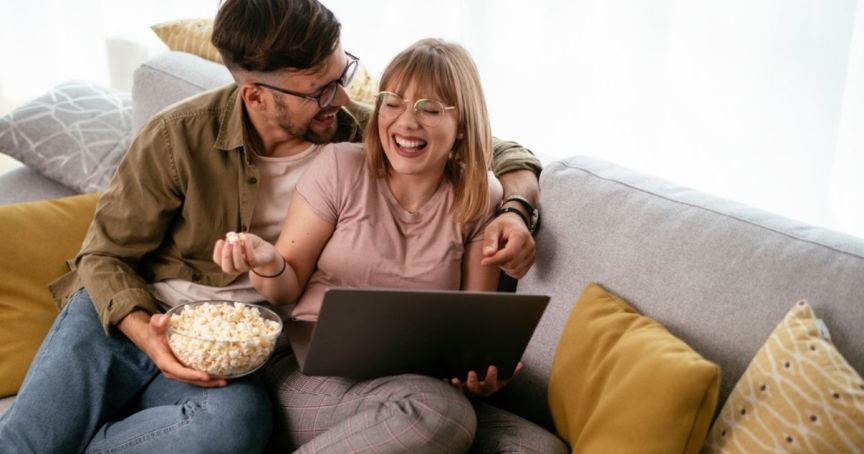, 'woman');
214,38,565,453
